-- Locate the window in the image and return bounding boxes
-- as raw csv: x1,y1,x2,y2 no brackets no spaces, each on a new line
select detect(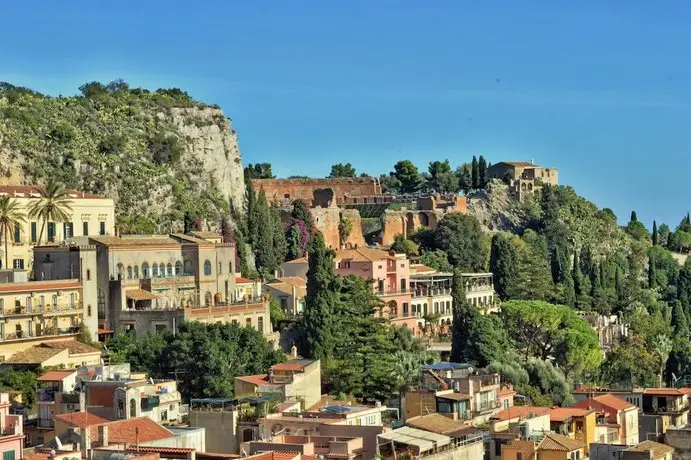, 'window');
258,317,264,333
152,264,159,277
142,263,149,278
13,224,21,243
116,264,124,280
87,305,92,316
31,222,37,243
229,262,233,274
63,222,74,239
4,448,16,460
133,265,139,278
47,222,55,242
218,262,222,274
52,295,58,306
70,293,76,308
83,221,89,236
175,261,182,275
403,302,409,317
159,262,166,277
166,263,173,277
232,319,238,326
246,318,252,328
127,266,132,279
99,221,106,235
39,296,45,309
155,324,166,334
204,260,212,276
86,269,91,281
434,302,439,313
13,259,24,269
